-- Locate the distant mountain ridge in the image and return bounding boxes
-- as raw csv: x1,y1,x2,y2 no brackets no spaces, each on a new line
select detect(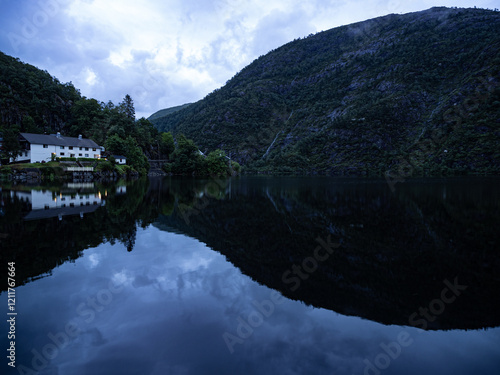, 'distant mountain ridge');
148,103,192,122
152,7,500,175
